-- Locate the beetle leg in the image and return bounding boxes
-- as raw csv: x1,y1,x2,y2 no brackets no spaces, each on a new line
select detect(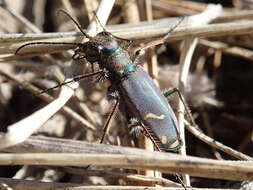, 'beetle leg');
37,70,103,95
128,118,144,137
131,17,185,66
176,174,188,190
96,70,108,83
164,89,191,190
162,17,185,41
107,84,119,101
100,97,120,144
164,88,196,126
